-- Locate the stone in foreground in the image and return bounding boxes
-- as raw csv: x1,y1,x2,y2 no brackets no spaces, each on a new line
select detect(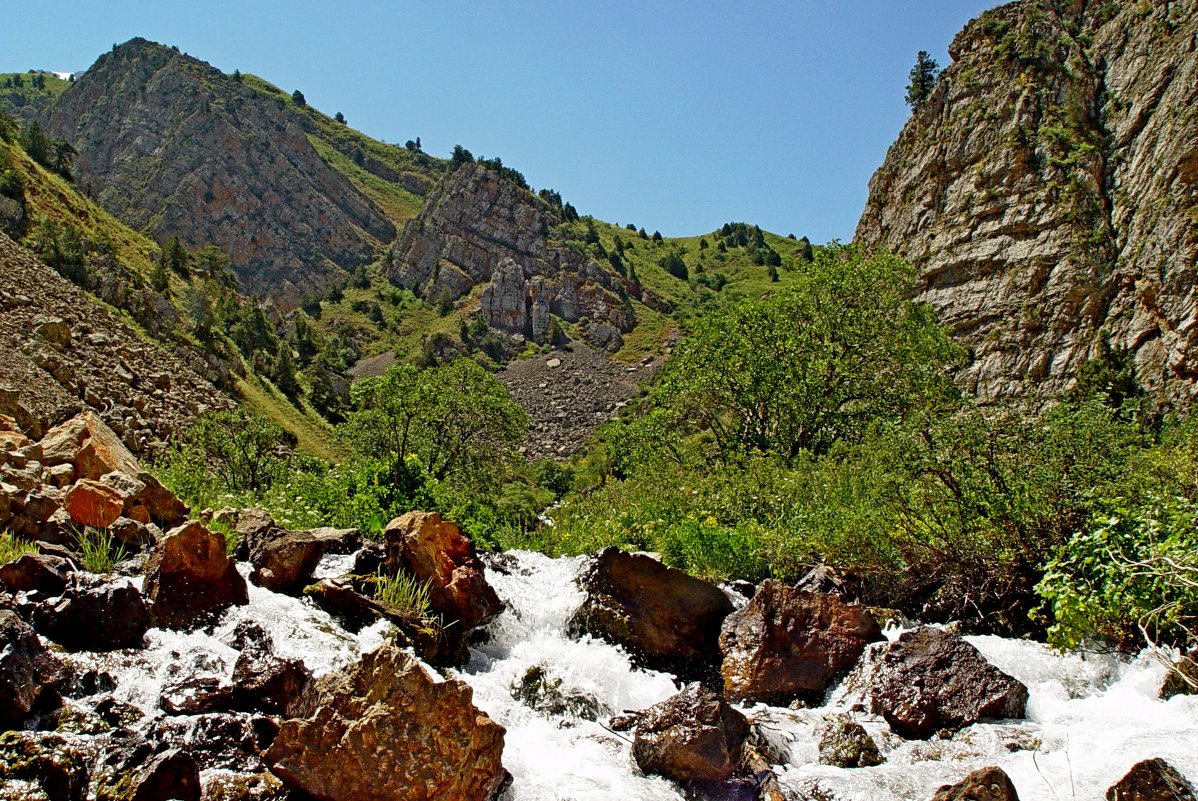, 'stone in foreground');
932,766,1021,801
1105,758,1197,801
143,521,248,629
633,682,749,785
265,643,506,801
